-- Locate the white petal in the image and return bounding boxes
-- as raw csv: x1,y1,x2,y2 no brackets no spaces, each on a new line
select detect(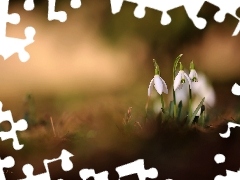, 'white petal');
174,71,182,91
192,72,216,107
159,76,168,94
205,87,216,107
189,70,195,79
178,83,184,90
154,75,163,95
184,72,192,89
189,69,198,81
148,78,154,96
175,84,188,104
192,72,205,93
195,70,198,80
